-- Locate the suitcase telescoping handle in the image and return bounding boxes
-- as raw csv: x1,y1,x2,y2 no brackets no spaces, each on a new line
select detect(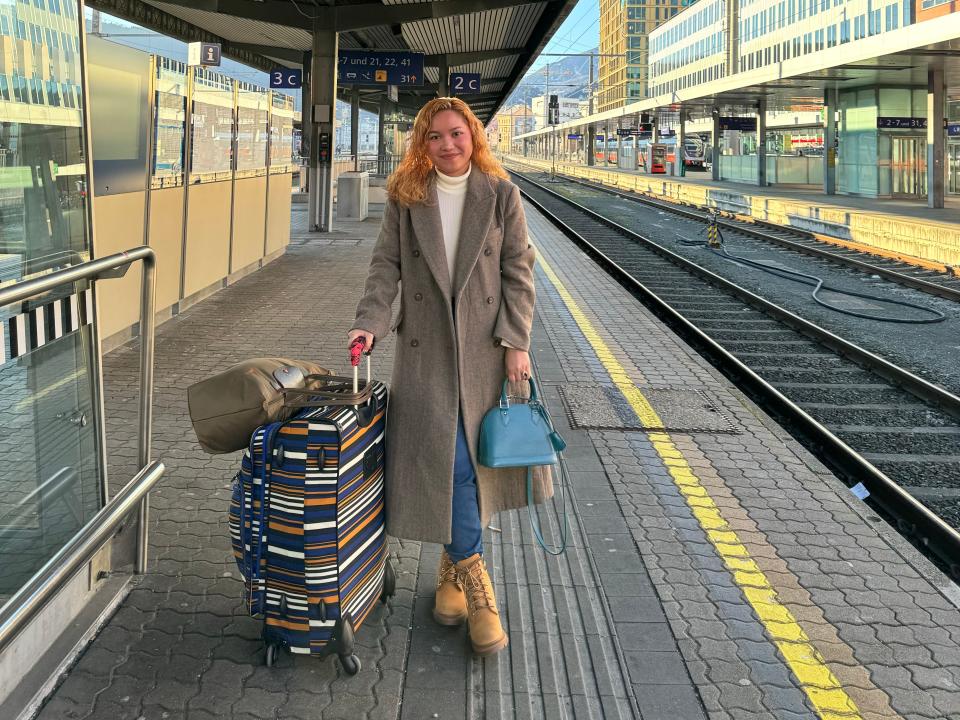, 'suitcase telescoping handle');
350,337,372,396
